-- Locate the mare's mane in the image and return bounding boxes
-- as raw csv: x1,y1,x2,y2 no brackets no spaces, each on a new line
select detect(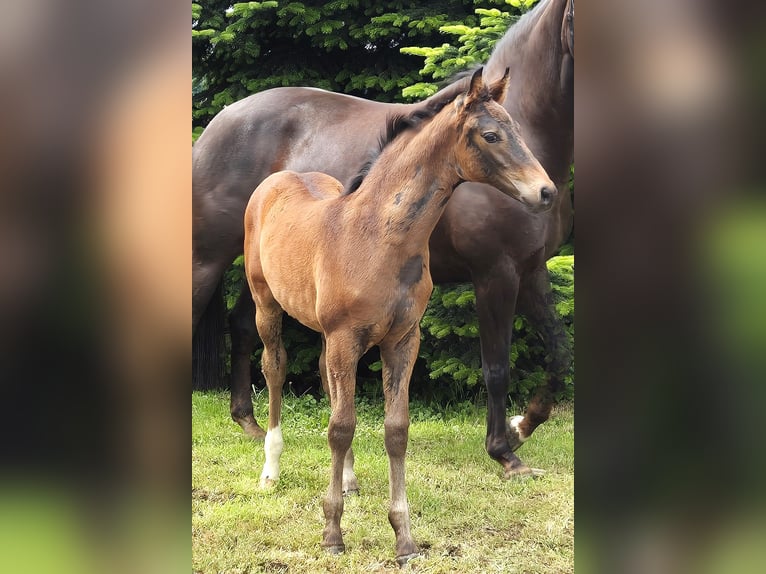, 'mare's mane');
488,0,549,59
444,0,549,87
